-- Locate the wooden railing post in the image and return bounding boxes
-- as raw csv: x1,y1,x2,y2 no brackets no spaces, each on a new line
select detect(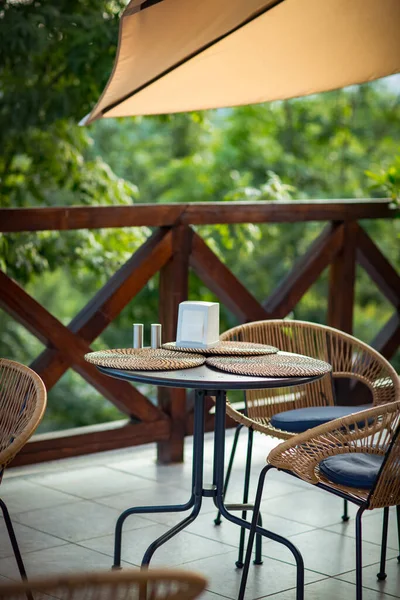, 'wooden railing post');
157,225,193,463
327,221,359,404
327,221,358,333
